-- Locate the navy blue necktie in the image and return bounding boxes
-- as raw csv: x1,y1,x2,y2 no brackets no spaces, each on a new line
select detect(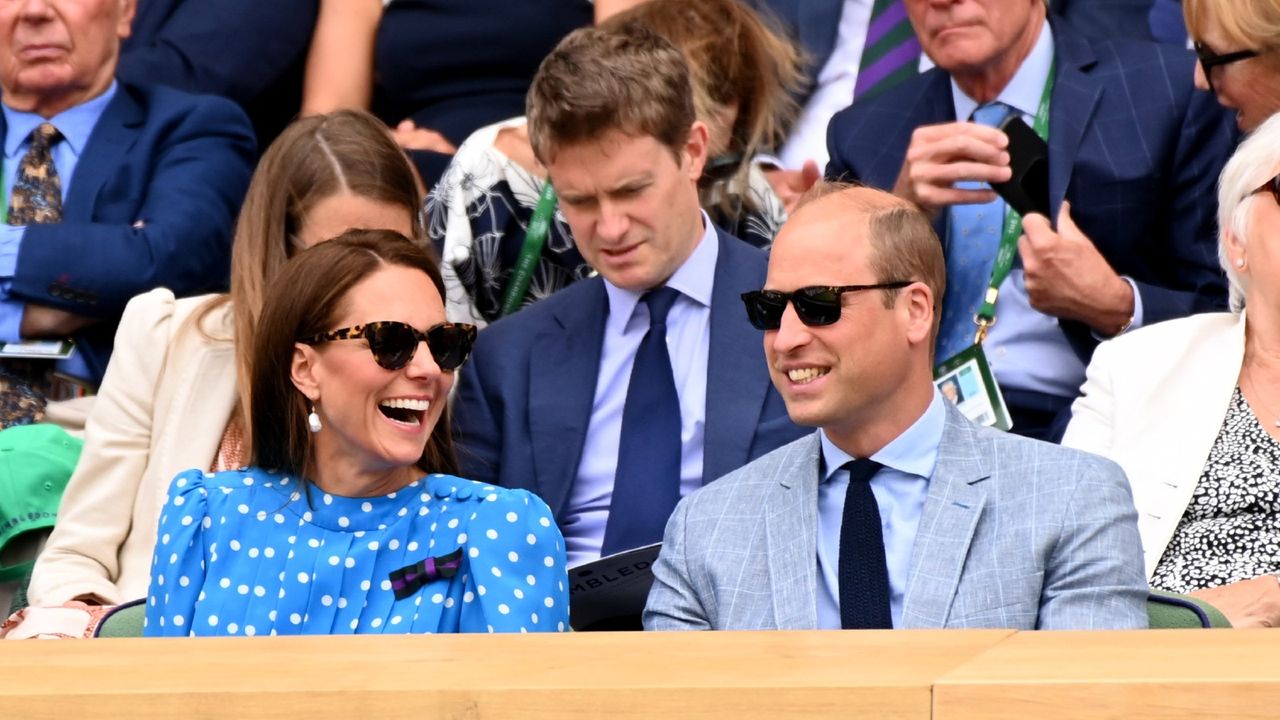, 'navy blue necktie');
601,286,683,556
838,458,892,629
